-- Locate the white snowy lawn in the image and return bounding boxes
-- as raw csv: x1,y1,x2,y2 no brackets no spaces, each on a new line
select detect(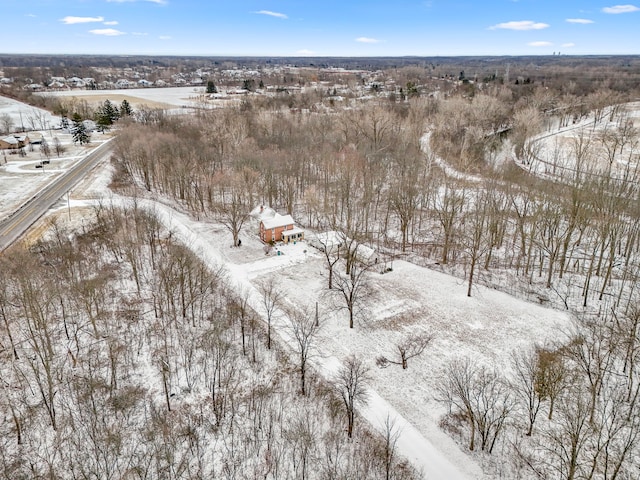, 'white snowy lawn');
58,176,570,480
38,86,214,109
3,94,573,480
0,94,60,131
